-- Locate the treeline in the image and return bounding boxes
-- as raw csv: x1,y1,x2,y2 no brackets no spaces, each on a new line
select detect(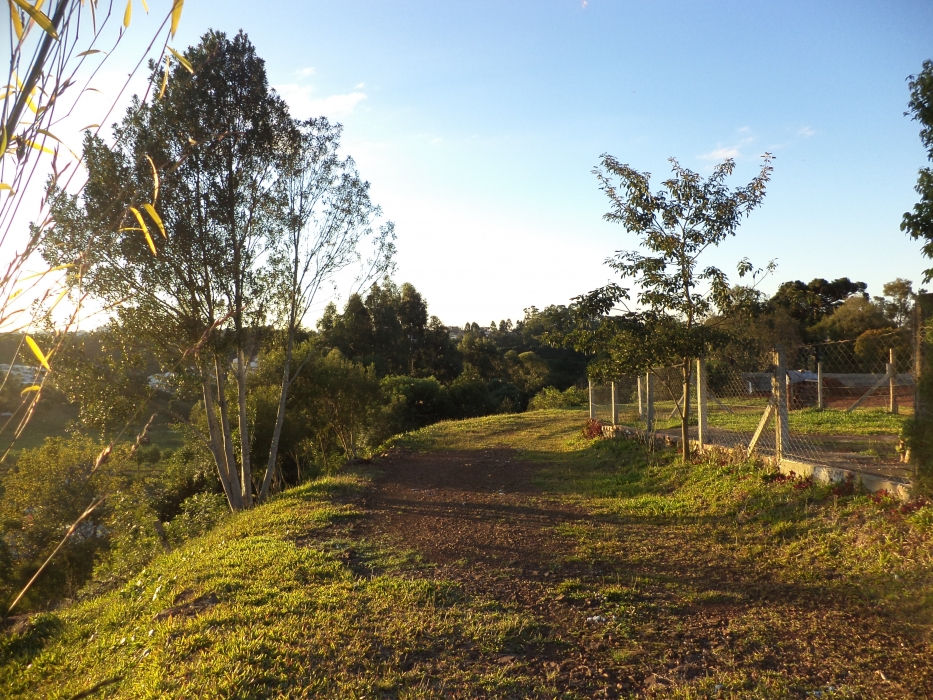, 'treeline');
712,276,915,372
